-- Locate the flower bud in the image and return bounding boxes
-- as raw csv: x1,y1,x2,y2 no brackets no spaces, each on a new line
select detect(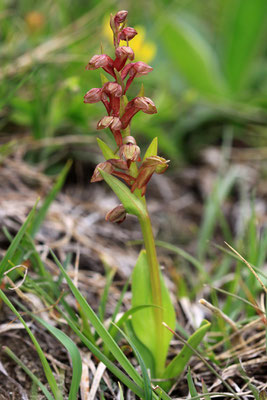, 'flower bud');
90,162,114,183
86,54,113,70
103,82,122,97
105,204,126,224
119,27,138,41
83,88,102,103
134,97,157,114
114,10,128,25
123,136,136,145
